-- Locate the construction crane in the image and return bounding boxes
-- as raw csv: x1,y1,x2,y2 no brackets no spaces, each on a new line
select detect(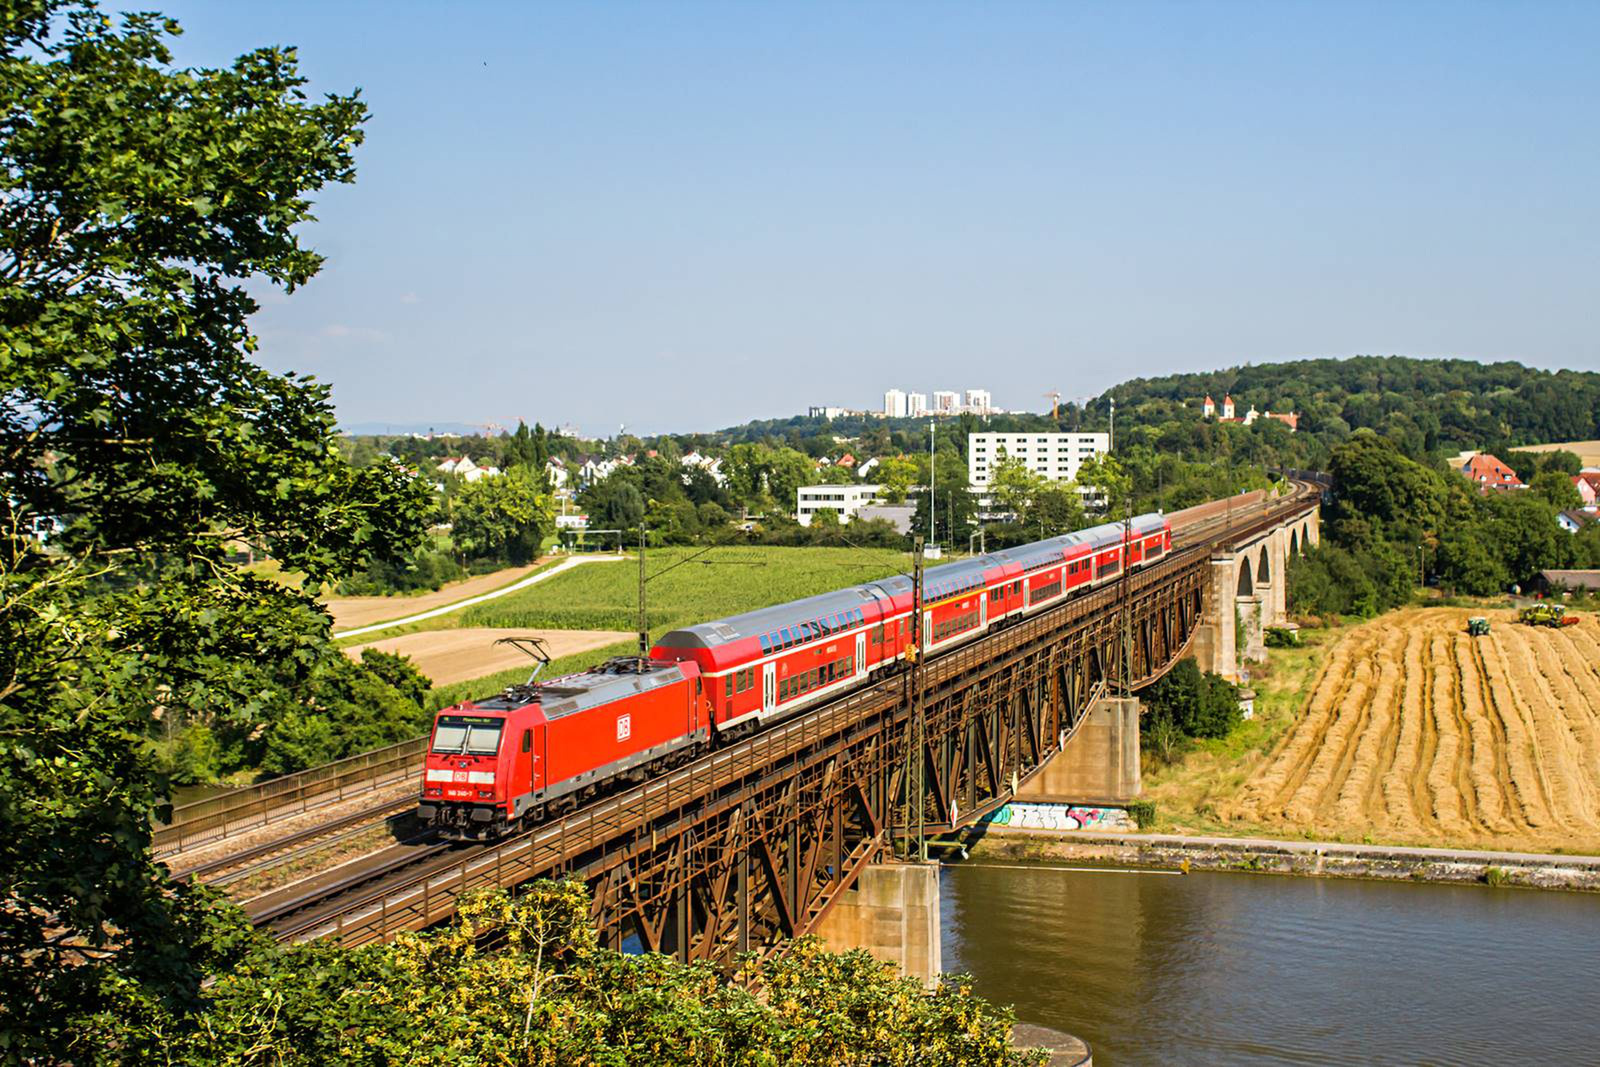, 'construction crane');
1043,390,1061,419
